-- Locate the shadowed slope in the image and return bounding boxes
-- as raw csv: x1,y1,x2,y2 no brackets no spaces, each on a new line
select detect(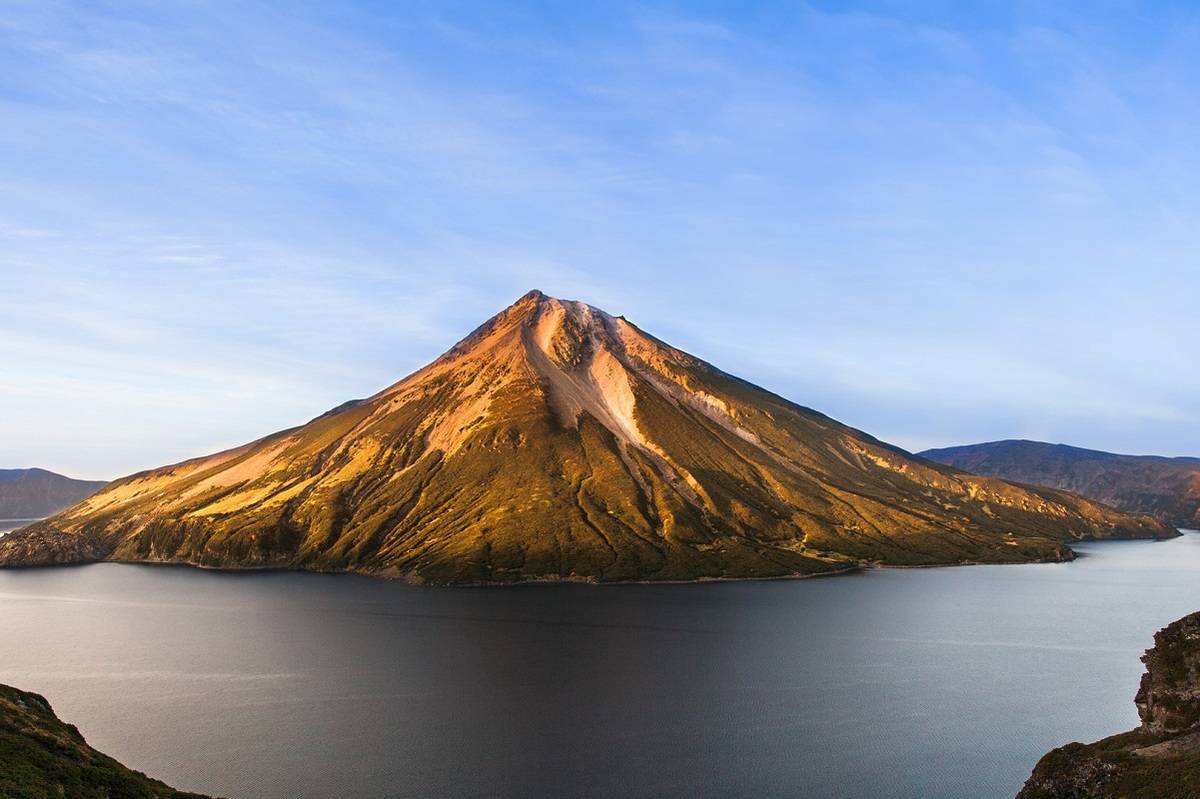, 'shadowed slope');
921,440,1200,529
0,291,1174,583
0,469,107,519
